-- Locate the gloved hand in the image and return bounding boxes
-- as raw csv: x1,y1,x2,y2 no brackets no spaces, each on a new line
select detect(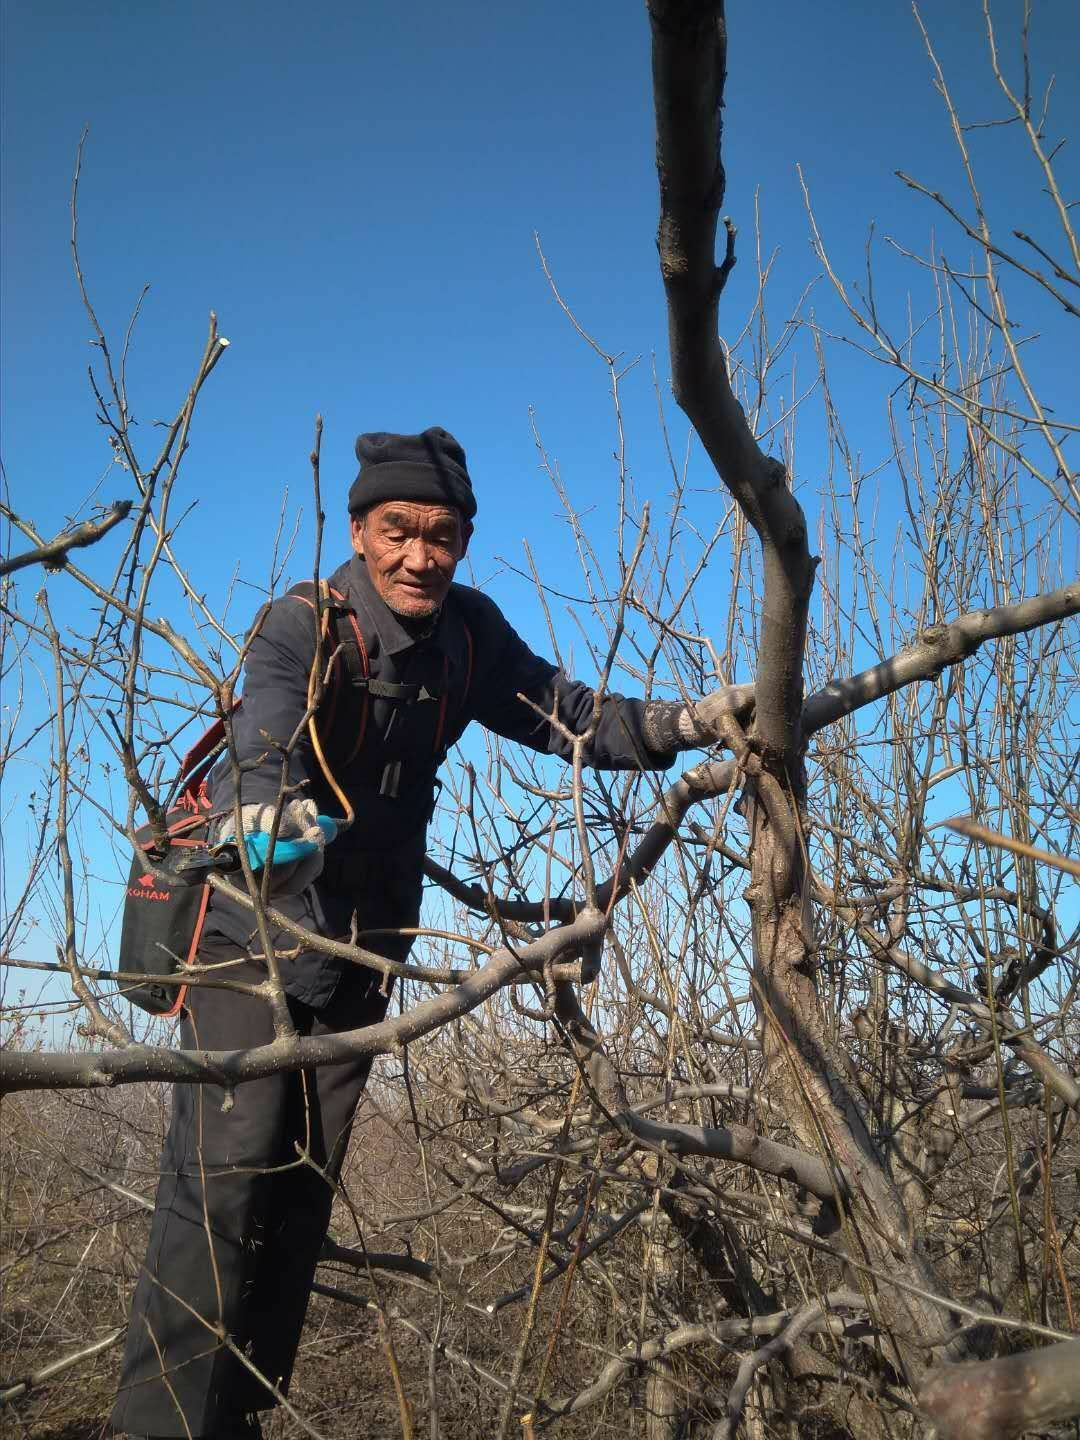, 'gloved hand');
214,799,337,897
641,684,754,757
676,683,755,745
